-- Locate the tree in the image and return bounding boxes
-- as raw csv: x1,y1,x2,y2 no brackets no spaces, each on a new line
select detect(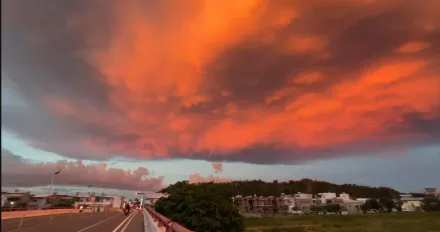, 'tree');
310,205,325,213
271,198,278,214
326,204,341,213
155,184,244,232
379,198,395,212
361,199,381,213
310,204,340,213
160,179,400,200
421,197,440,212
395,200,403,212
134,198,140,204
